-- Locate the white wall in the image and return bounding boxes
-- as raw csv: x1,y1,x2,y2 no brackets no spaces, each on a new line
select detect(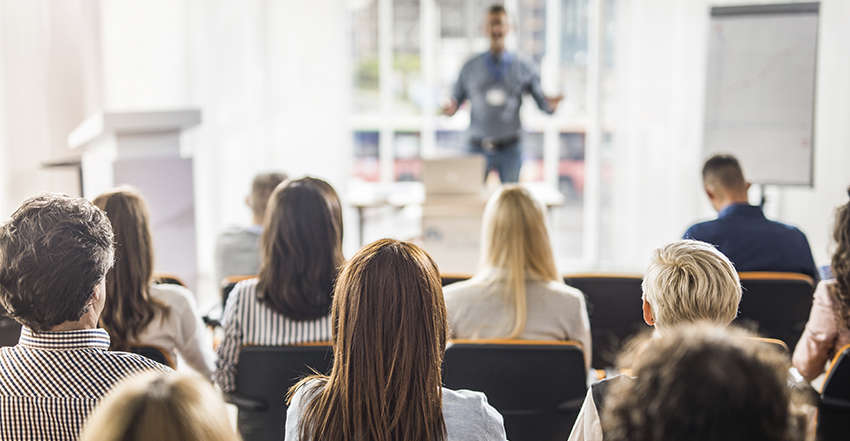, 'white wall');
100,0,190,109
781,0,850,266
599,0,849,271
